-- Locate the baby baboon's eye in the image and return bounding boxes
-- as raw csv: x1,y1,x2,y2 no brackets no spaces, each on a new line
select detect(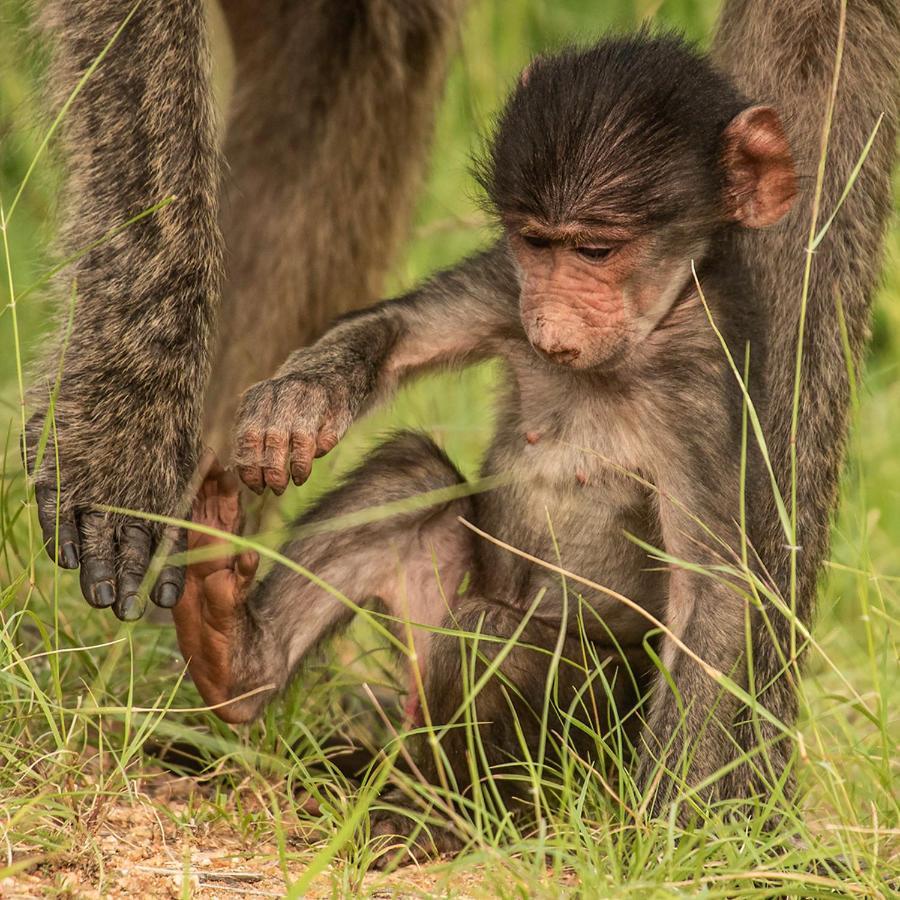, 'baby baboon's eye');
575,246,614,263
